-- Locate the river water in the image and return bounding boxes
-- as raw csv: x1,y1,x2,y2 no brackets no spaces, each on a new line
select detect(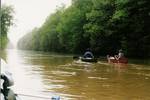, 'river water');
1,49,150,100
